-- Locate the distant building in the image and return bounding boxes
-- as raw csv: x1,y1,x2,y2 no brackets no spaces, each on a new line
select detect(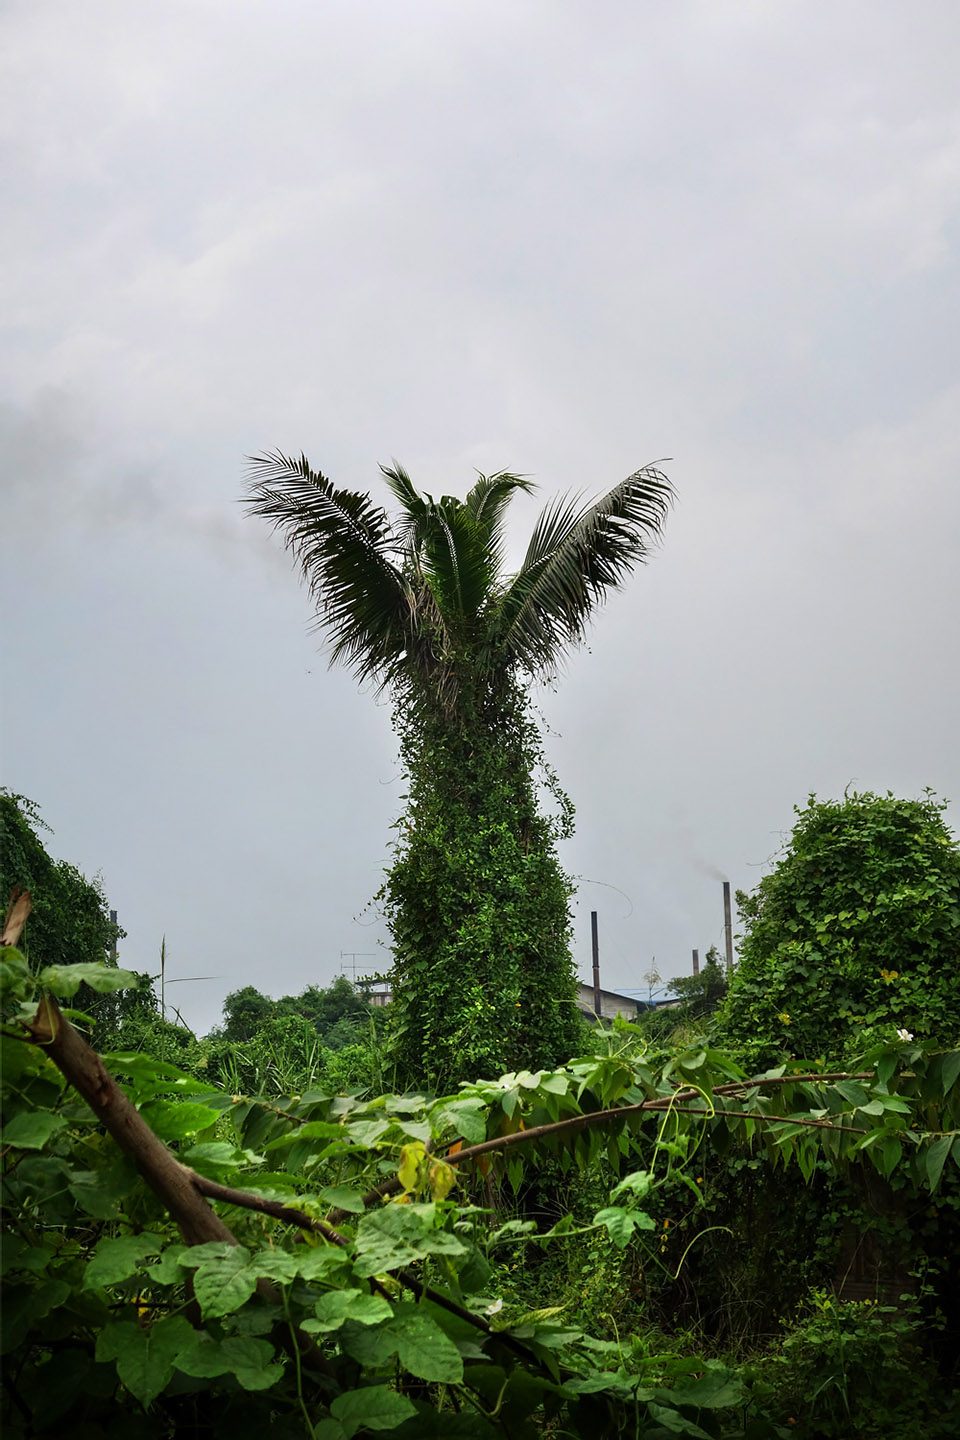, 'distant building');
363,979,665,1022
576,982,643,1022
